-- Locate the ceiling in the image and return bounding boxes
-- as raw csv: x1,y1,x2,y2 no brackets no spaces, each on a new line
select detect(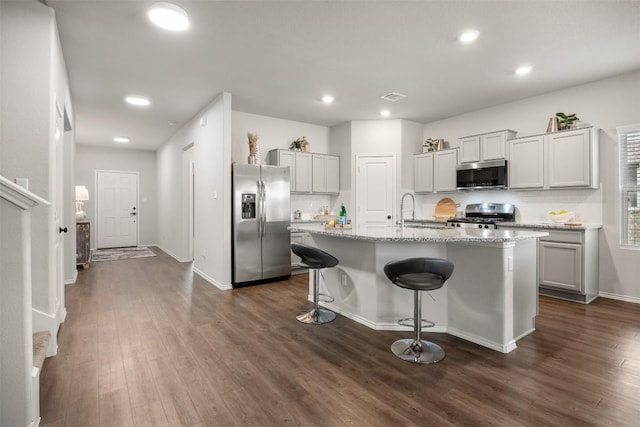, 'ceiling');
47,0,640,151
